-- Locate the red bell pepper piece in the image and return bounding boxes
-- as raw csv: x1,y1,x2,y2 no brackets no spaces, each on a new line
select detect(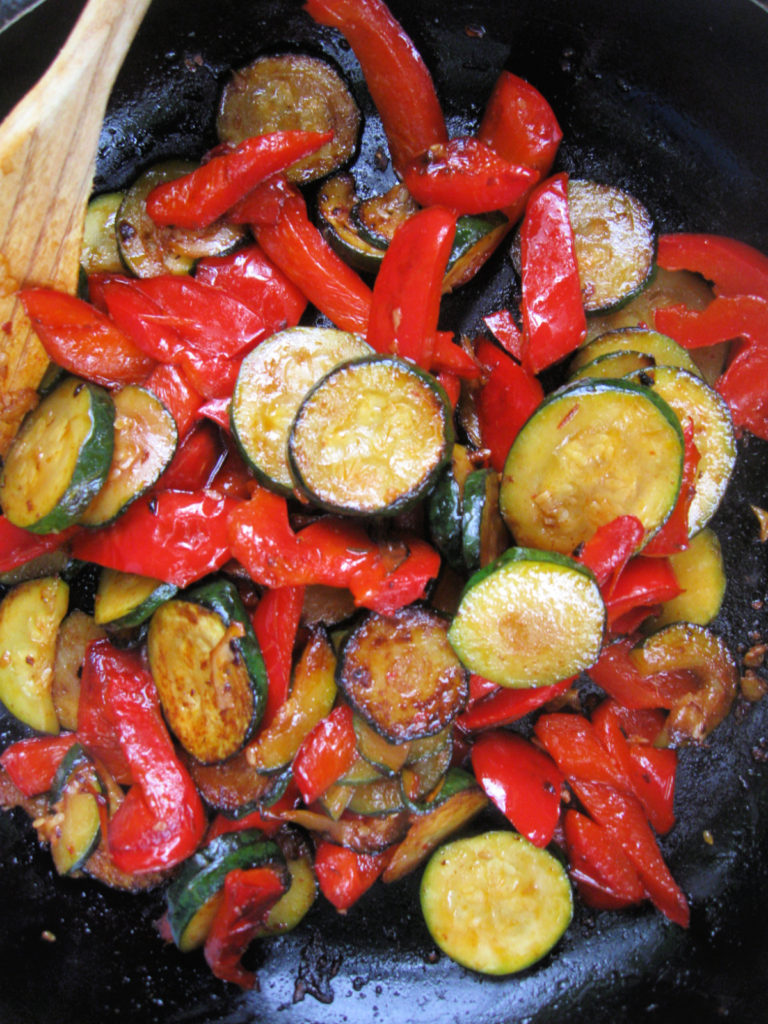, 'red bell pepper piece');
366,206,457,369
98,273,190,364
251,585,305,729
654,293,768,350
72,489,239,588
76,643,133,785
588,638,696,711
88,640,206,873
400,137,538,216
313,839,389,912
0,734,78,797
203,866,288,988
471,730,563,847
577,515,645,591
245,176,372,334
478,71,563,177
563,808,645,911
656,233,768,302
473,336,544,471
146,130,332,229
603,556,682,632
19,288,155,386
303,0,447,172
569,778,689,927
642,423,700,557
194,244,307,328
430,332,481,380
293,703,358,806
158,421,225,492
456,676,571,733
519,173,586,374
716,336,768,441
533,712,633,791
482,308,524,361
0,517,79,572
433,369,461,409
145,362,203,439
